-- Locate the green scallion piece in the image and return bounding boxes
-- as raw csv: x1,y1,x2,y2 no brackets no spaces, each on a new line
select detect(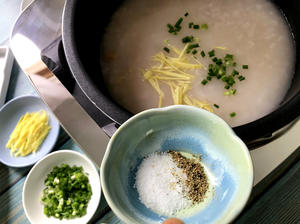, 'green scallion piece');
214,104,219,109
227,76,235,86
238,75,245,81
212,57,218,63
201,79,208,85
224,91,231,96
216,58,223,65
224,54,234,61
200,51,205,57
189,22,194,28
225,89,237,95
242,65,249,69
175,17,183,28
230,112,236,117
163,47,170,53
184,12,189,17
208,50,215,57
182,36,194,43
192,49,197,55
221,75,229,82
218,69,224,75
231,70,239,76
188,43,199,49
193,24,200,29
167,24,175,34
201,24,208,29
